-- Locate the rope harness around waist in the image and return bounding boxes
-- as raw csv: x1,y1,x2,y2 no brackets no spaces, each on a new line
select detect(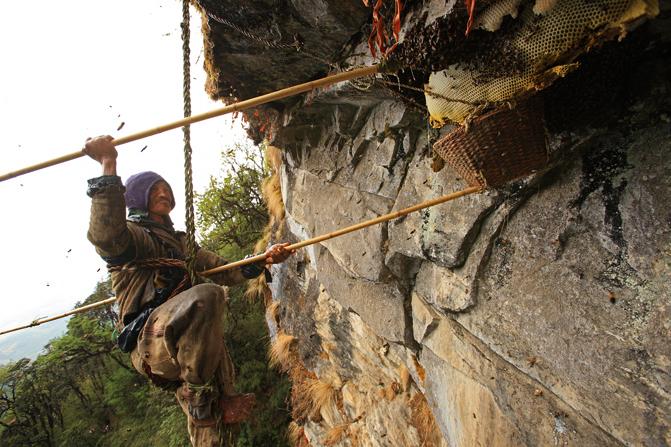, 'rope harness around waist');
108,257,192,300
